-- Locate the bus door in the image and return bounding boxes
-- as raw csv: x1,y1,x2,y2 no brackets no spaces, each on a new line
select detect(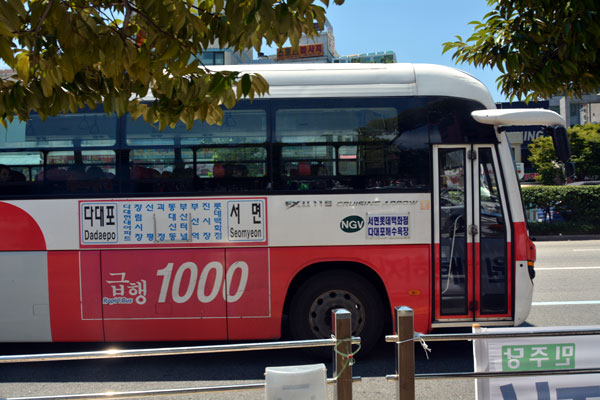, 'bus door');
433,145,511,324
